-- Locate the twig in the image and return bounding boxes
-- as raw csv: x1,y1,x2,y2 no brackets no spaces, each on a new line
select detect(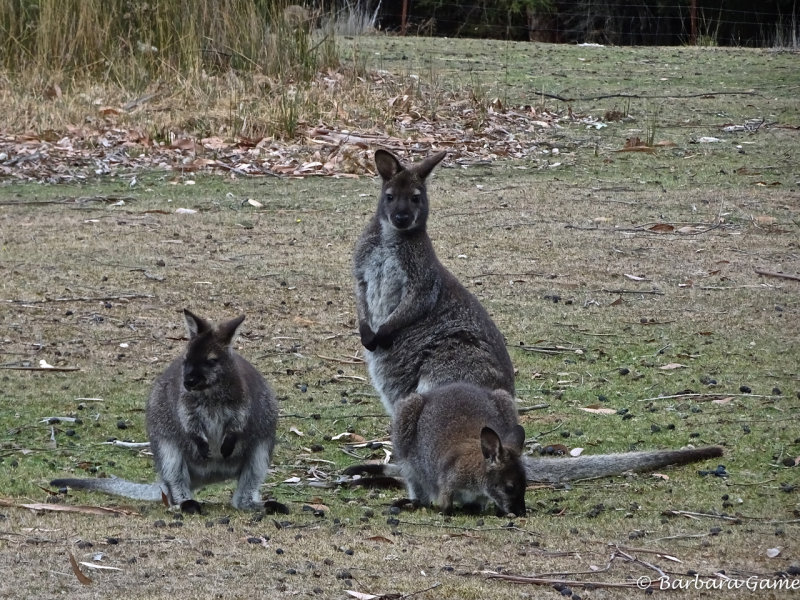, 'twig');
402,582,441,598
316,354,364,365
102,440,150,449
520,346,585,354
639,392,778,402
518,404,550,414
755,268,800,282
614,548,667,579
5,293,153,304
486,572,642,589
333,375,367,382
662,510,741,522
601,288,664,295
613,545,682,562
648,533,709,543
0,366,80,372
537,90,760,102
